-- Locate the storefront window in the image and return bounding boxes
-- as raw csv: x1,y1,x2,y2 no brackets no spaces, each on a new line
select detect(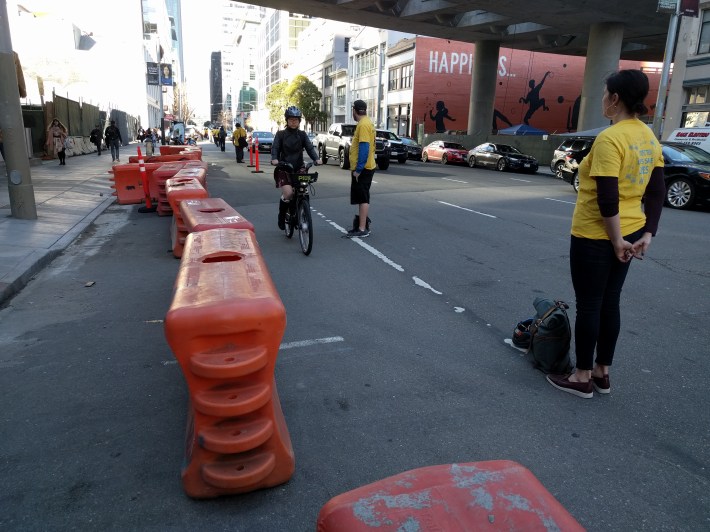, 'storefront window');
699,11,710,54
